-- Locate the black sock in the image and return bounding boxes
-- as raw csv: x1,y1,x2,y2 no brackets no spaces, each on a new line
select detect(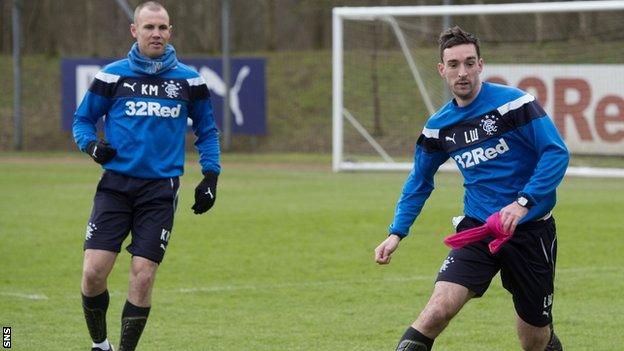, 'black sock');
82,290,110,343
545,324,563,351
396,326,435,351
119,300,151,351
